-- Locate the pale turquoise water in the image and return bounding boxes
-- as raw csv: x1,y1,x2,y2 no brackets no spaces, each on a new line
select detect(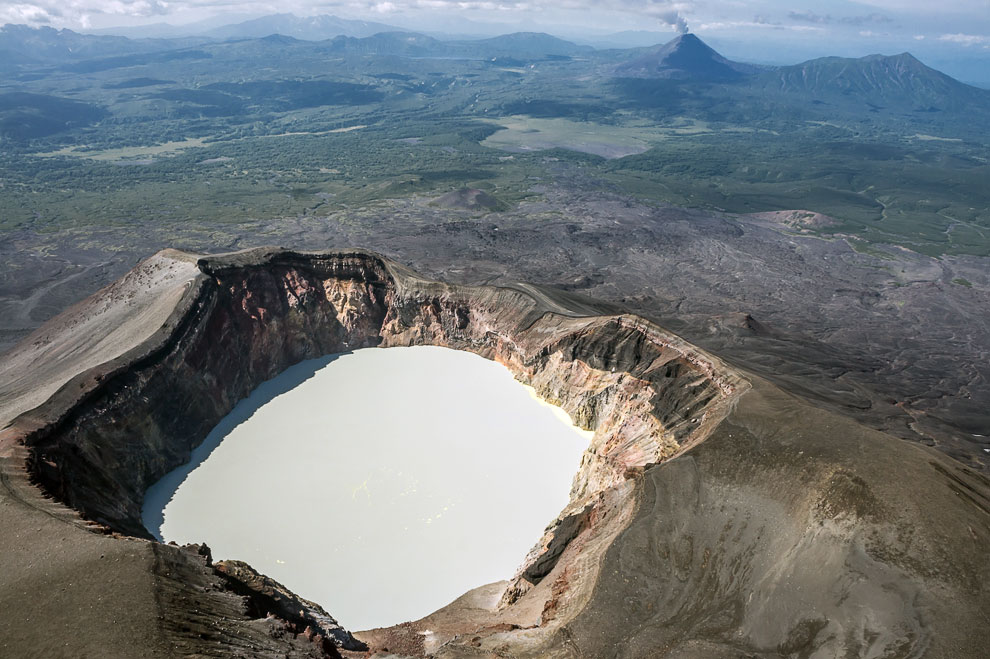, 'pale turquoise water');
143,346,591,631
